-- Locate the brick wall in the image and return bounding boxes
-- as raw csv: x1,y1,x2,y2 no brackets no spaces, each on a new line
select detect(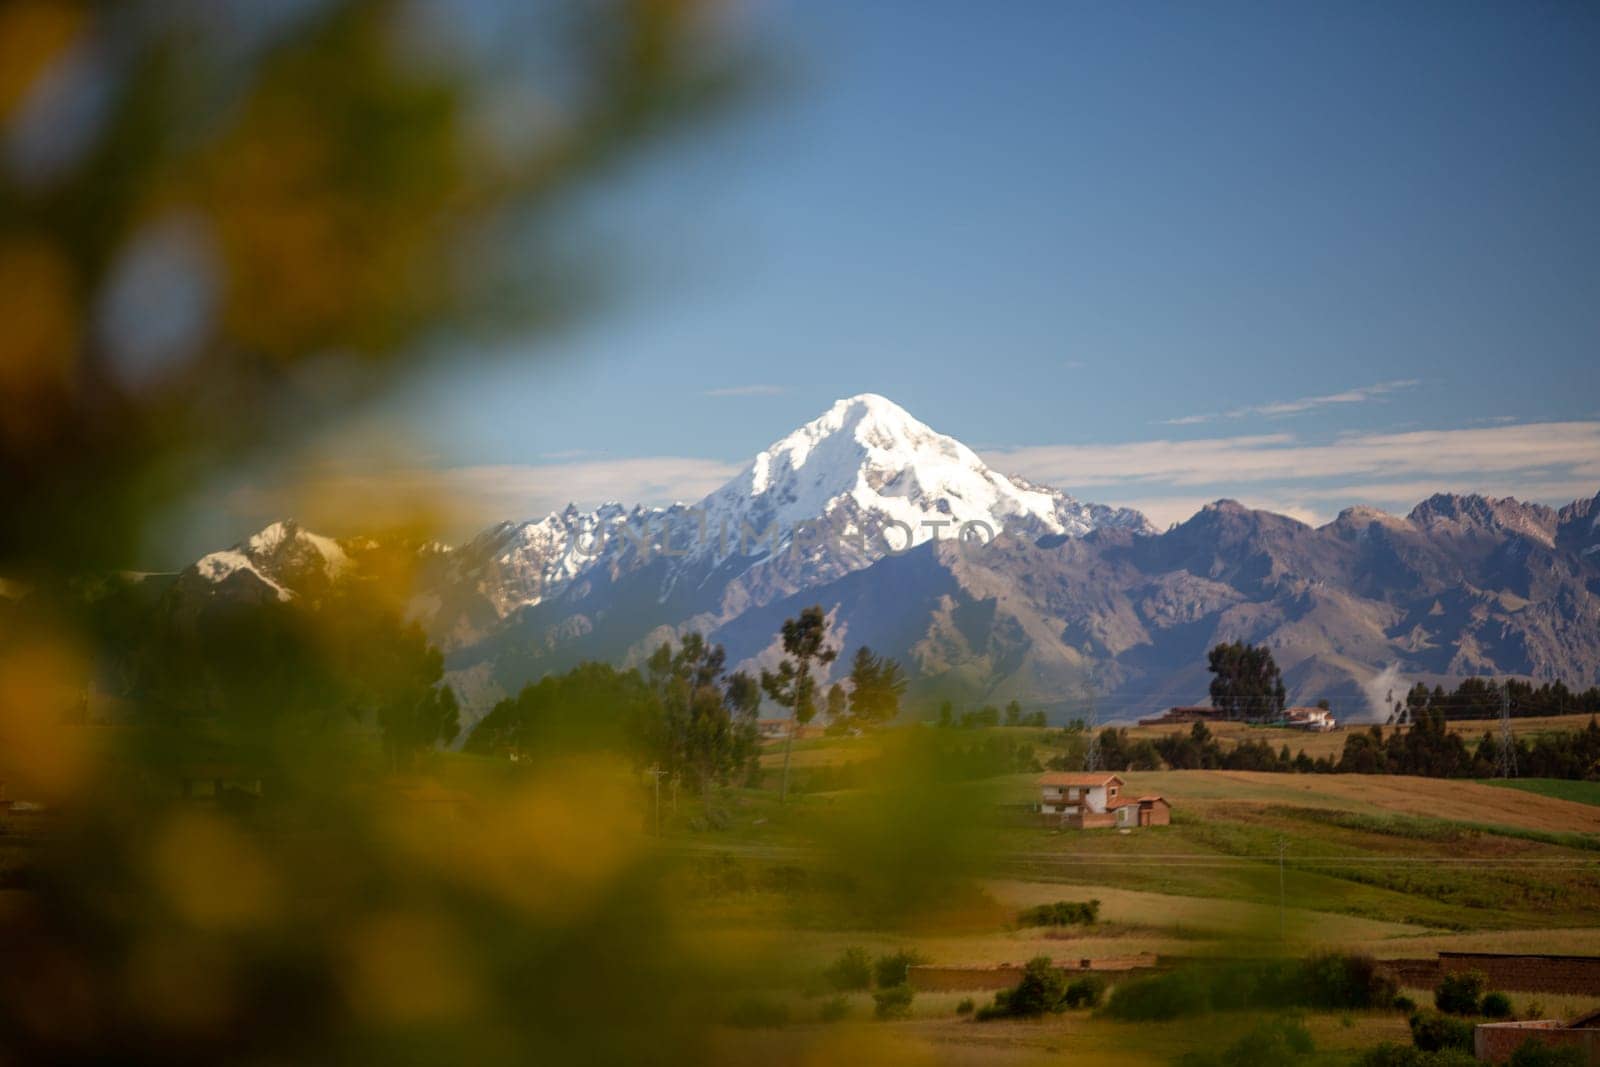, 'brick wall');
1475,1021,1600,1064
1439,953,1600,996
